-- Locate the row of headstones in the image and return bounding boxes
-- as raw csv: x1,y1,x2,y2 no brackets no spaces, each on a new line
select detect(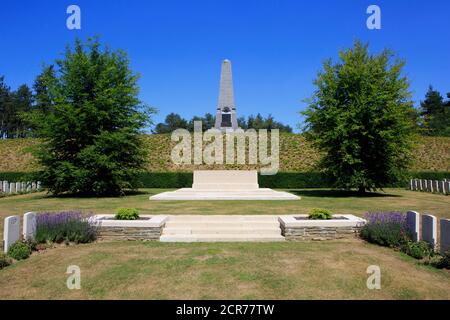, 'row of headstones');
406,211,450,255
0,181,41,194
3,213,36,253
409,179,449,195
